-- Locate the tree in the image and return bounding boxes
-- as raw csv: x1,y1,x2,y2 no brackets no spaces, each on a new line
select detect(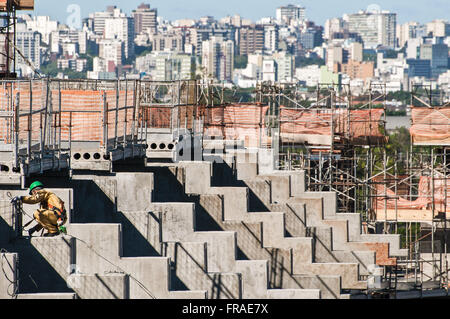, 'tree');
295,57,325,68
234,55,248,69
